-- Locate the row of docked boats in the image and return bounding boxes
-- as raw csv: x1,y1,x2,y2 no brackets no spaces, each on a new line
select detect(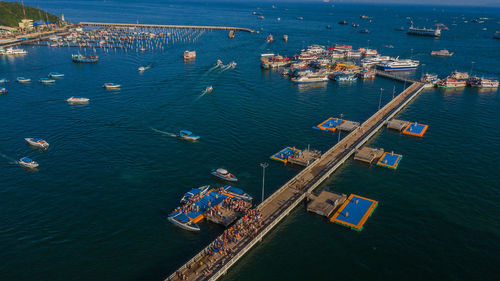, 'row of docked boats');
422,72,499,89
0,47,27,56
